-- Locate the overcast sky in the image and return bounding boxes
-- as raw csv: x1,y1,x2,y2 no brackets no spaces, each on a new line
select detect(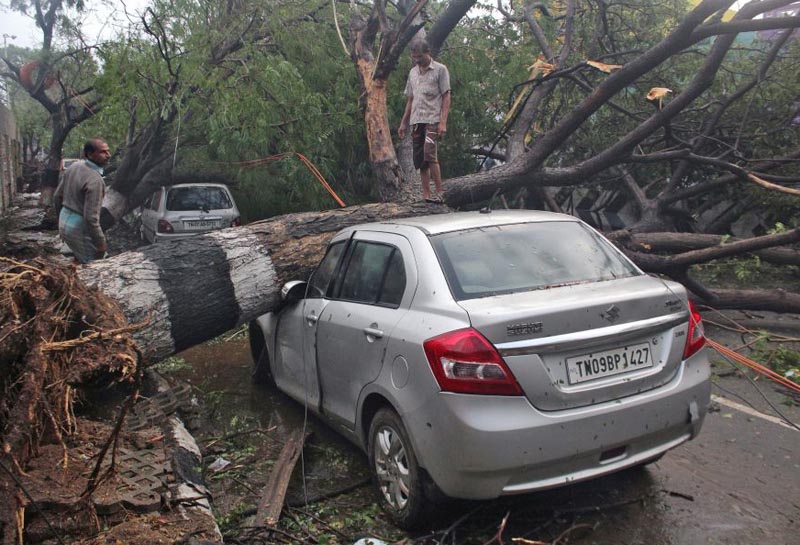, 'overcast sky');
1,0,754,53
0,0,148,51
